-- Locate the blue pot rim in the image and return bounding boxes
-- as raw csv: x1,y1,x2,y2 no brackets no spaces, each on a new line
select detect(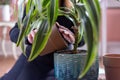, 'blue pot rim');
55,49,87,54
